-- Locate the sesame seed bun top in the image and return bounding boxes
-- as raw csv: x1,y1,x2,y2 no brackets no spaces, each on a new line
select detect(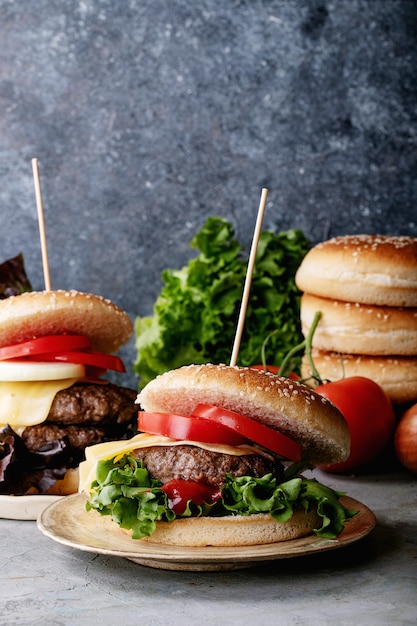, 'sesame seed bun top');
0,289,133,354
295,234,417,307
137,363,350,465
